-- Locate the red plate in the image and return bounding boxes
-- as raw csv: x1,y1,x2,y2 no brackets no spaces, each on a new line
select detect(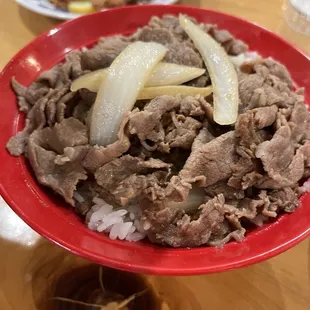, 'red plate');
0,5,310,275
